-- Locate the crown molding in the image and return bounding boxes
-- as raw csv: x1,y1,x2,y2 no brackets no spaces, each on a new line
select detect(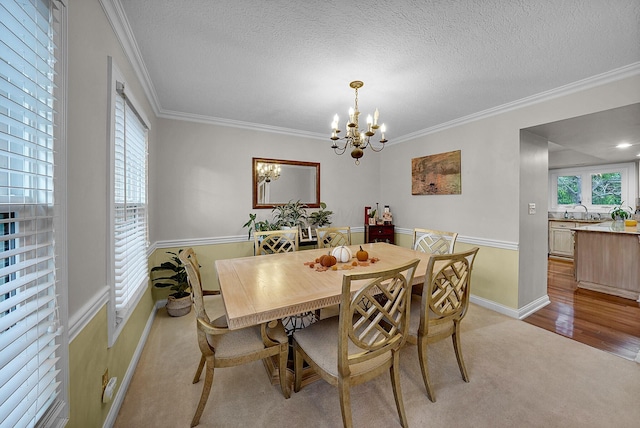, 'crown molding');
390,62,640,144
100,0,161,117
101,1,639,144
156,109,327,140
